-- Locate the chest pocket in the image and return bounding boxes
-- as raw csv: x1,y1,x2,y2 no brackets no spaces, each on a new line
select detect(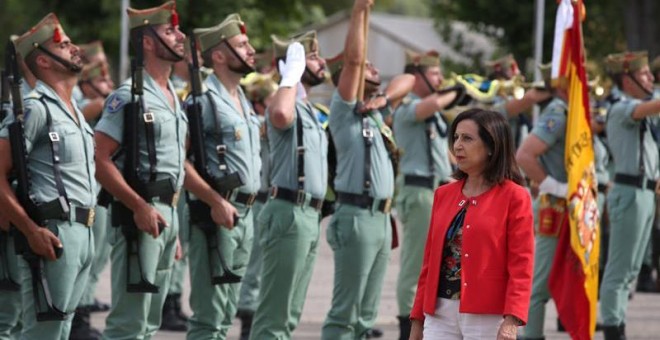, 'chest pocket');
219,115,249,152
154,112,177,143
59,124,86,164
